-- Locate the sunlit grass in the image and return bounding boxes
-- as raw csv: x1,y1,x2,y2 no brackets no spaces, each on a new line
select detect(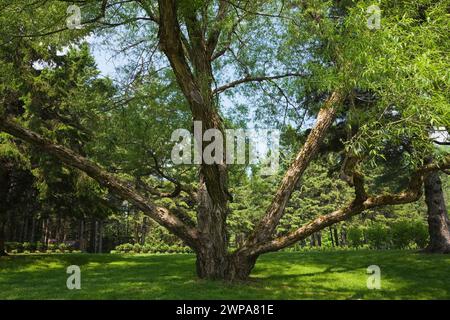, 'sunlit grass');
0,250,449,300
